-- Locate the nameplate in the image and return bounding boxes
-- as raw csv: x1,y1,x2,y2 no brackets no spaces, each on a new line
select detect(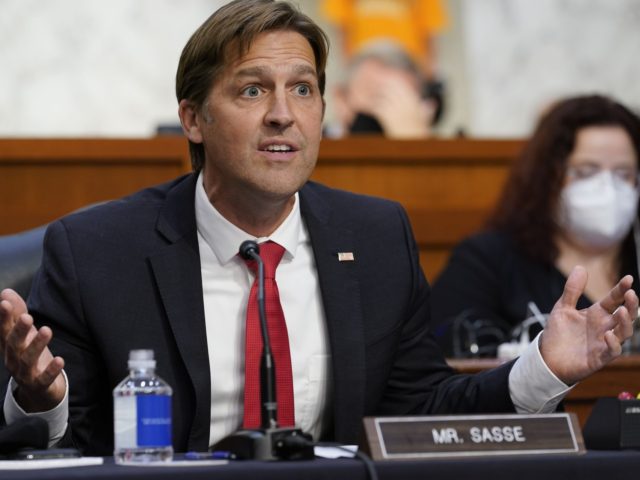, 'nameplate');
362,413,585,460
